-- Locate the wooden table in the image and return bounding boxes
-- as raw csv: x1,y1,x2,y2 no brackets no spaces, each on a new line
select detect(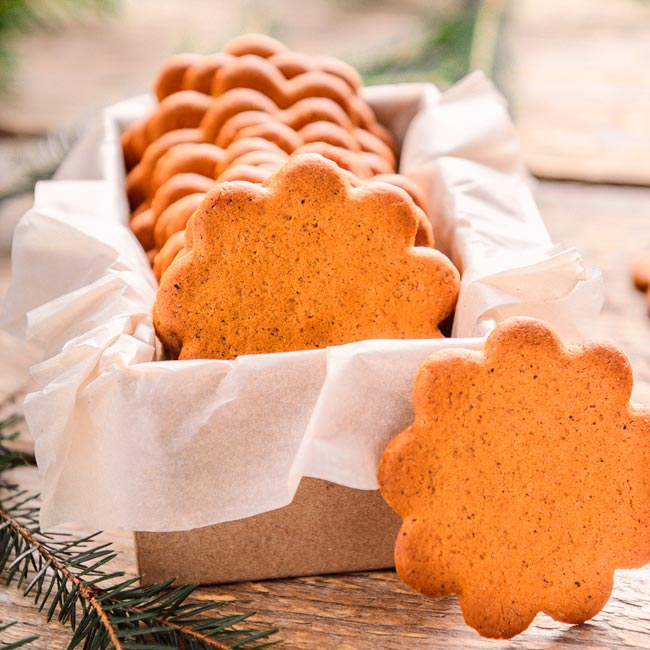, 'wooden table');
2,179,650,648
